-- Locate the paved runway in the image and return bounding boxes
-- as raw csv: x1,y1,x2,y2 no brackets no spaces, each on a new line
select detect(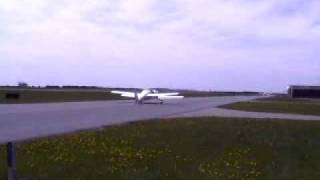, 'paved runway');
1,96,320,144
